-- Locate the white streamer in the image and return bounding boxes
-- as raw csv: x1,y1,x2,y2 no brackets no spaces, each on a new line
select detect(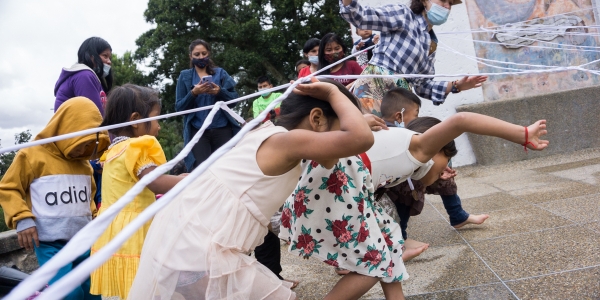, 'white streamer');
5,44,372,300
